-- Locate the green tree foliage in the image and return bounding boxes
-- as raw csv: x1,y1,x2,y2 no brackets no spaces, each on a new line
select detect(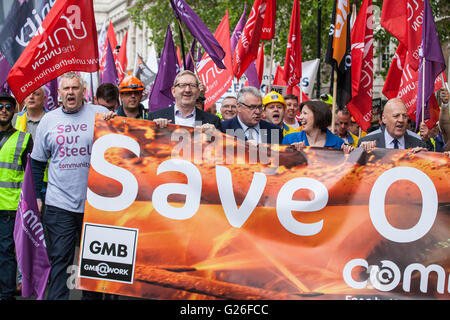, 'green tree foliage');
129,0,448,81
